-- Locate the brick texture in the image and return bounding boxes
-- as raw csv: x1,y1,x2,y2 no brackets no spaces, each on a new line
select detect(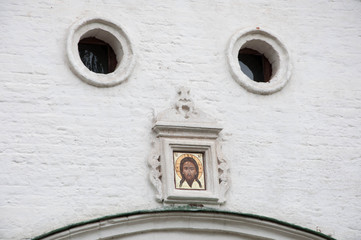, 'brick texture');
0,1,361,239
